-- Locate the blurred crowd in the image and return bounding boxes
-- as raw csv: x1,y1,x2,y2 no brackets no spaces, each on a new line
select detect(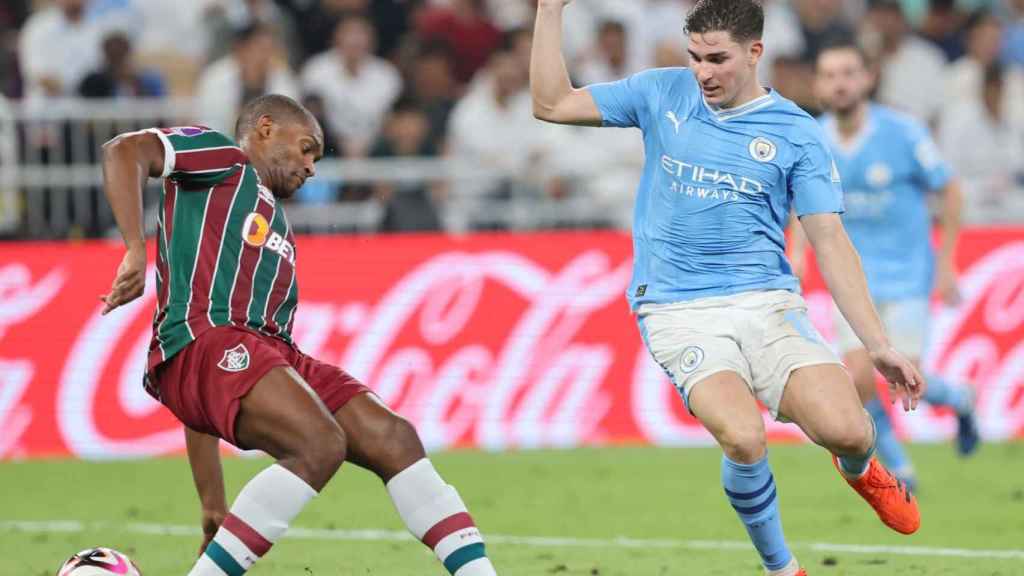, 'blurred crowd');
1,0,1023,232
